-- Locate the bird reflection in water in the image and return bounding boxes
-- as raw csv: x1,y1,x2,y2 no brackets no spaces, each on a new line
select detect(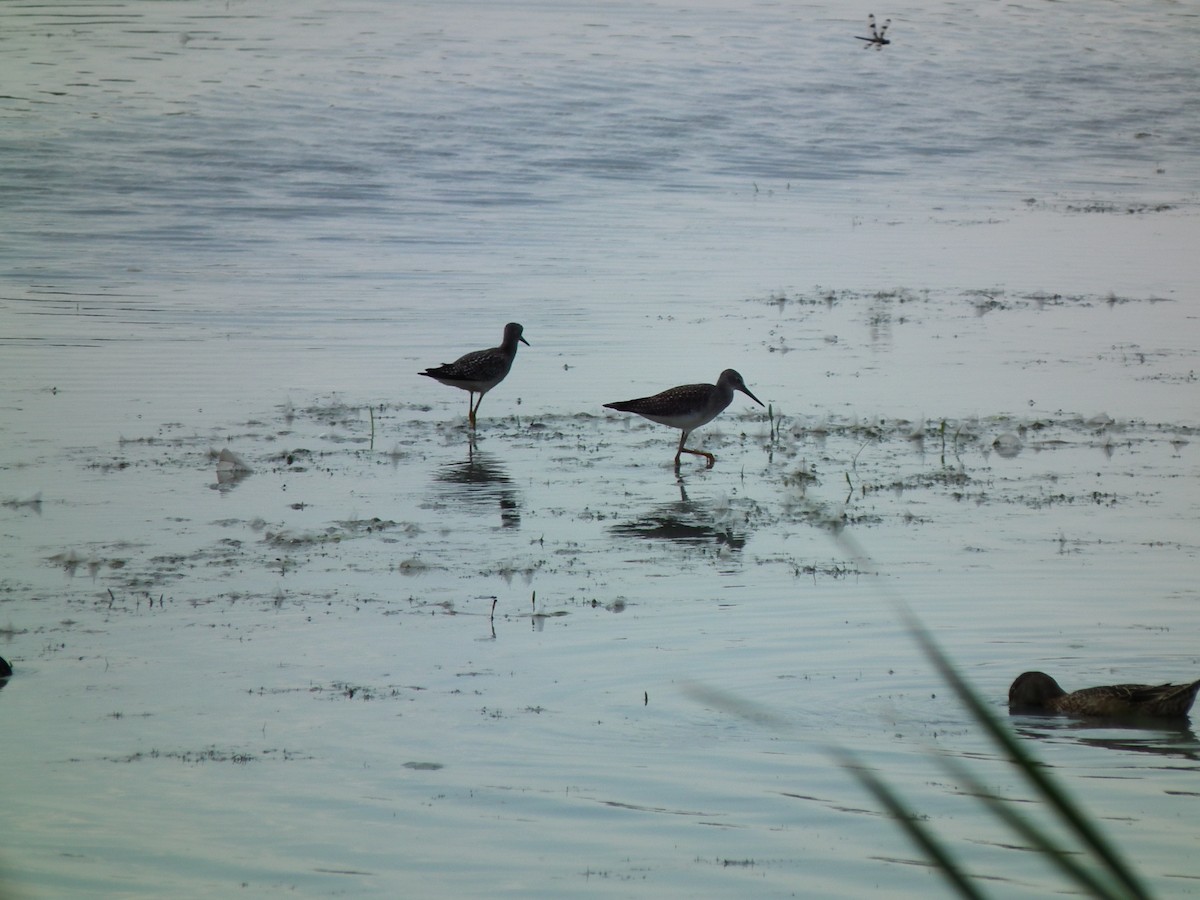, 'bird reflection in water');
609,478,747,550
433,444,521,528
1011,718,1198,762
